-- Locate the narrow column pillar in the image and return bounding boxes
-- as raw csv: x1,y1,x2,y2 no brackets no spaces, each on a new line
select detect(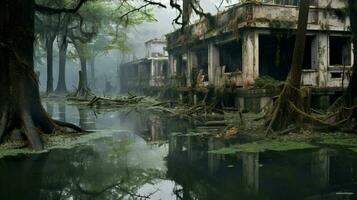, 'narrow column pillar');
317,33,328,87
169,54,176,77
150,60,156,86
208,43,220,86
187,51,198,87
242,153,259,194
242,31,259,87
